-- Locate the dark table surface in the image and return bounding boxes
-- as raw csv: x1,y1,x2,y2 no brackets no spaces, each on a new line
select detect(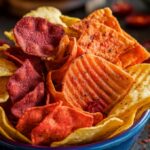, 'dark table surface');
0,0,150,150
